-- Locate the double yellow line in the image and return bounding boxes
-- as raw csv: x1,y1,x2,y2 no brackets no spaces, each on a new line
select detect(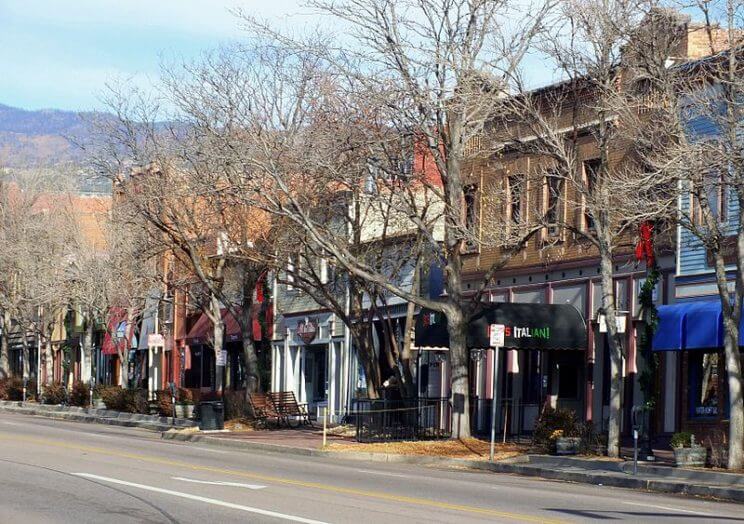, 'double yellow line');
0,431,566,523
